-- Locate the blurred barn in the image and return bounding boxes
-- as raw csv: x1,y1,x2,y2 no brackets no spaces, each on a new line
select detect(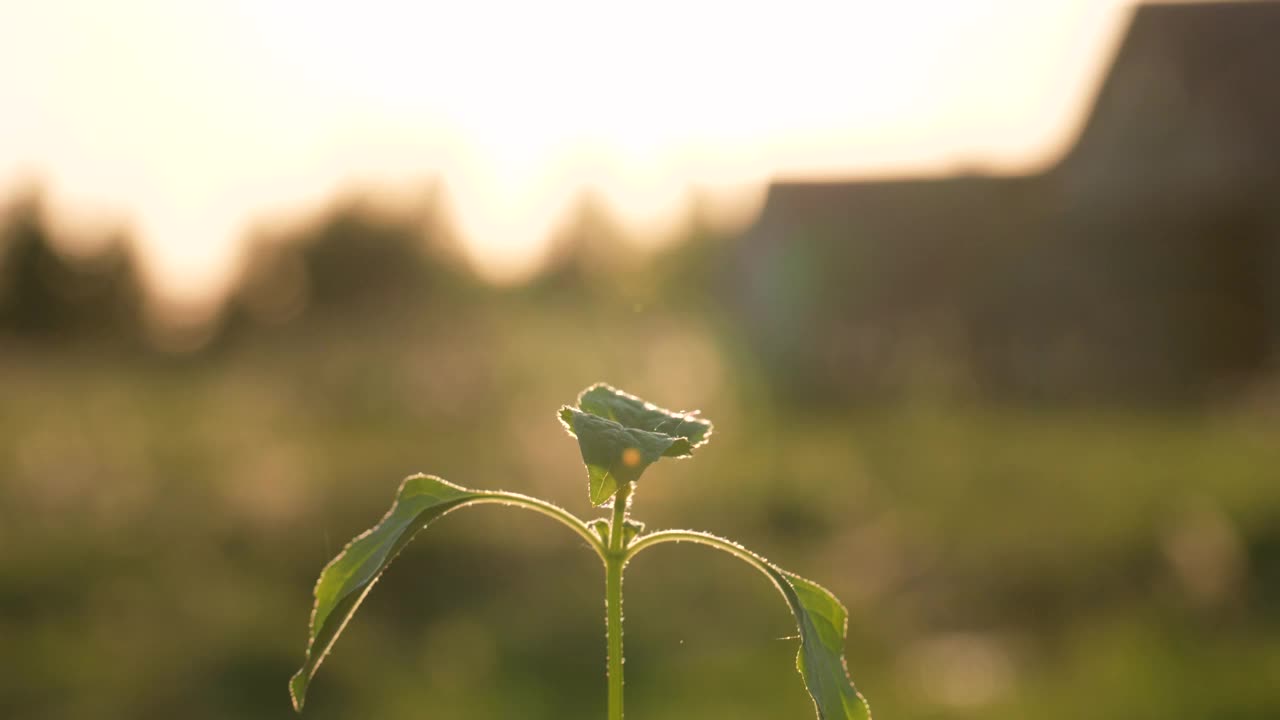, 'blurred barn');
733,1,1280,404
